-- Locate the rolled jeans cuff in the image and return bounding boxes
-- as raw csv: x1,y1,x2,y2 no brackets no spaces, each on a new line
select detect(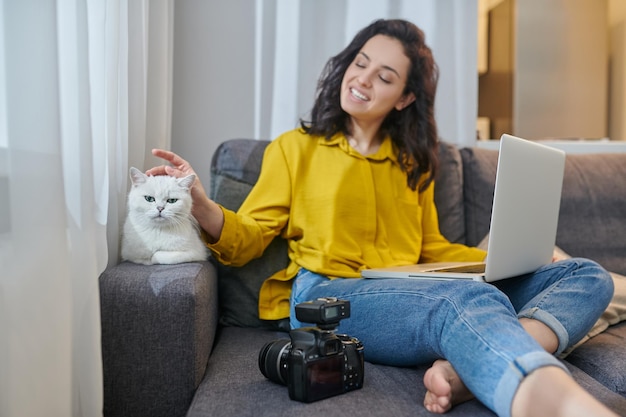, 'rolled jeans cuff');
494,351,570,417
518,307,569,355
